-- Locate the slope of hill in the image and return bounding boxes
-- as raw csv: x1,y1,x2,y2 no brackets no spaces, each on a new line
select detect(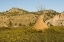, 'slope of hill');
0,8,38,27
0,8,59,27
